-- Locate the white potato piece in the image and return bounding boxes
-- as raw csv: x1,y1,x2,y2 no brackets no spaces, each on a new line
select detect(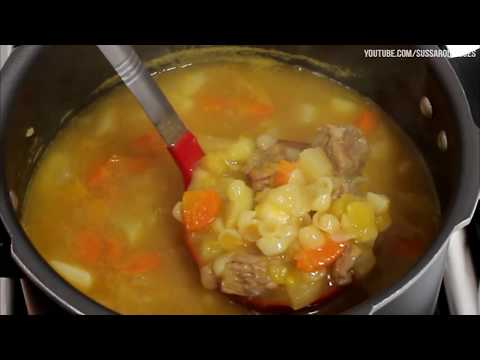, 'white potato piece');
331,97,358,114
286,273,327,310
182,71,207,96
366,192,390,214
40,152,72,187
256,133,277,150
299,103,316,124
50,261,93,291
263,183,311,217
227,137,256,163
298,148,334,181
94,110,116,137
